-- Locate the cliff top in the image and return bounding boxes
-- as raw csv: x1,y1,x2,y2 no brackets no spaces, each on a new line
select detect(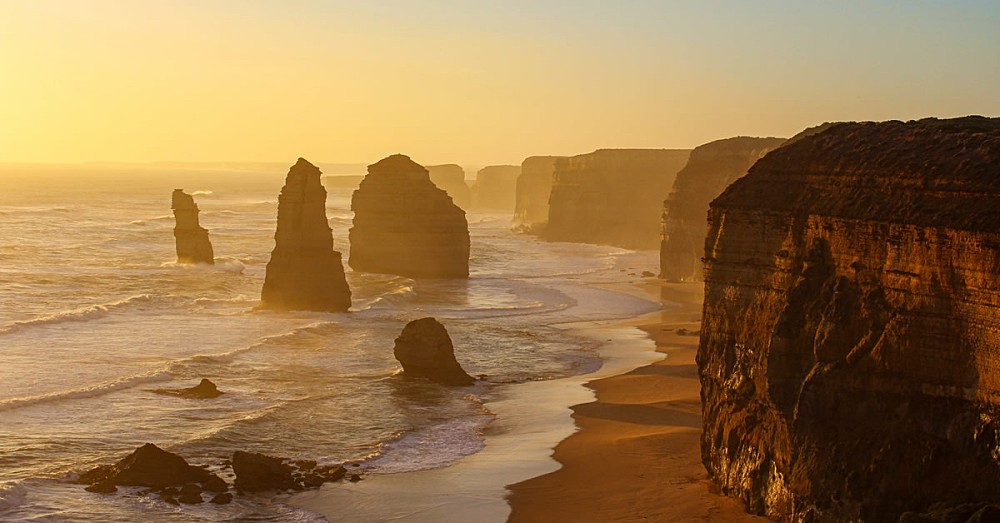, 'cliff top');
368,154,429,177
713,116,1000,232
